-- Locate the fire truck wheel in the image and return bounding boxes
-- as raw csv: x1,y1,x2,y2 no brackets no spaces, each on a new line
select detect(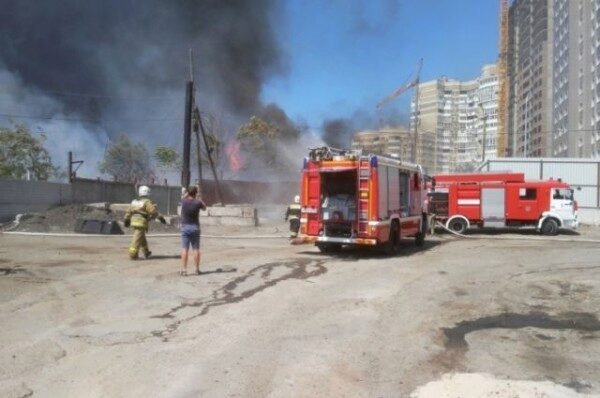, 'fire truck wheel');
540,218,559,236
448,218,468,235
317,243,342,253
